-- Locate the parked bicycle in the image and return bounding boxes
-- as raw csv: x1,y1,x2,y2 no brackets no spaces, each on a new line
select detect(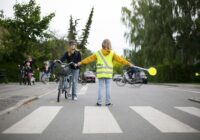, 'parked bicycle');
53,60,74,102
115,68,146,87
